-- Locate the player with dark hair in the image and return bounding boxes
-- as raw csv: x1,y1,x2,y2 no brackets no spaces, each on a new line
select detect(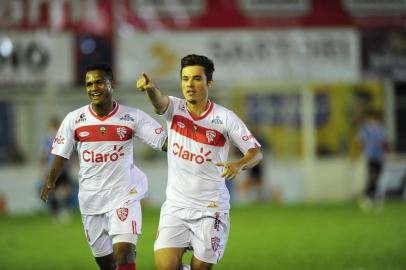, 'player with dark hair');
40,63,167,270
137,54,263,270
